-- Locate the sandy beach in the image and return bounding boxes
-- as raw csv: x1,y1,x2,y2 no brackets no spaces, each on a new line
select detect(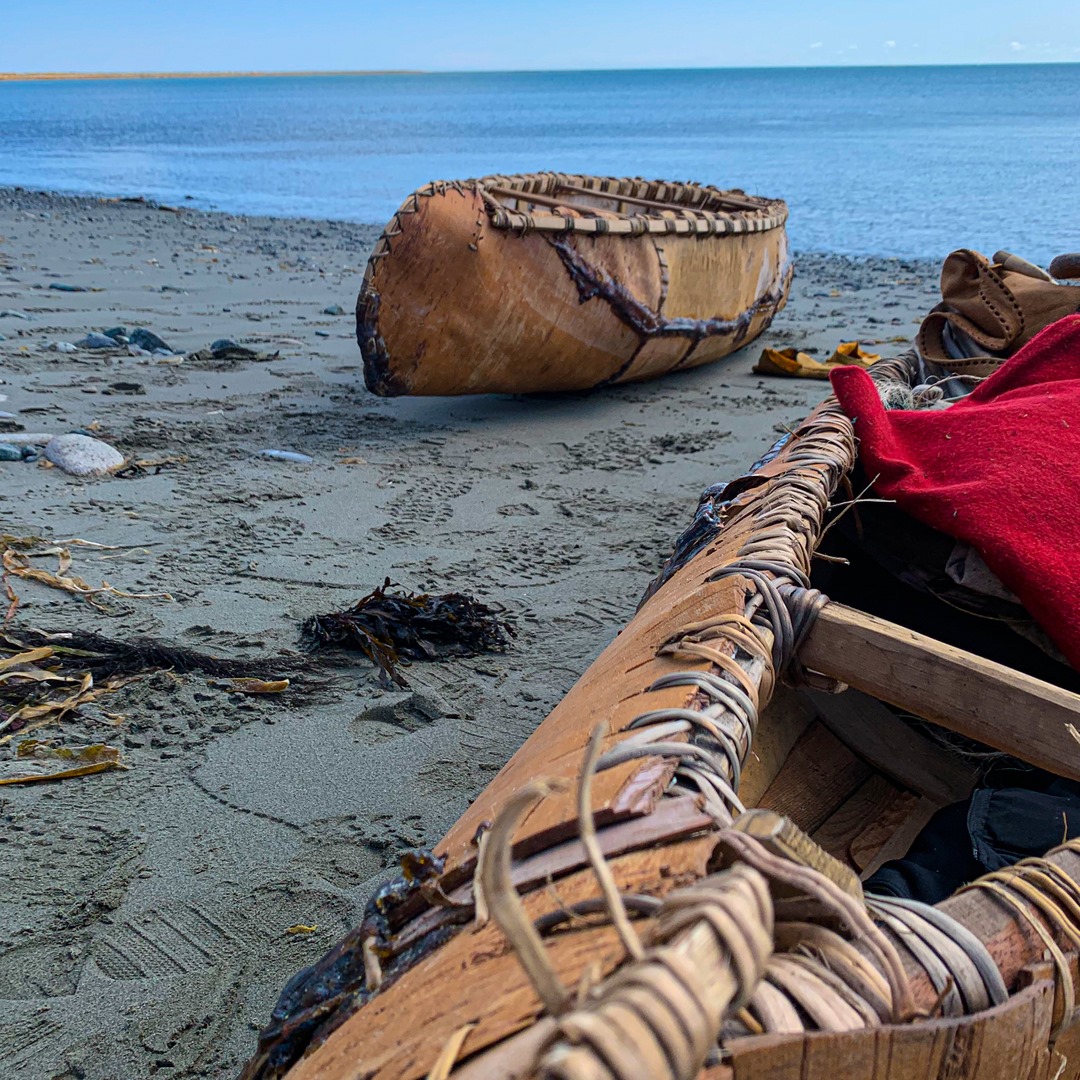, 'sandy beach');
0,186,940,1079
